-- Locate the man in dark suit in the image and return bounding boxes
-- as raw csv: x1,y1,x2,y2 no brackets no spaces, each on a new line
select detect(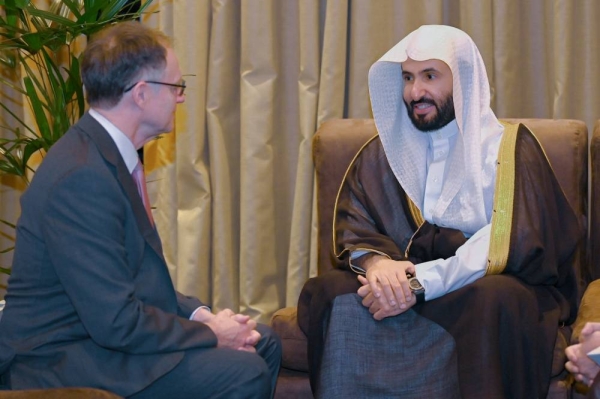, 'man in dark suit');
0,21,281,399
